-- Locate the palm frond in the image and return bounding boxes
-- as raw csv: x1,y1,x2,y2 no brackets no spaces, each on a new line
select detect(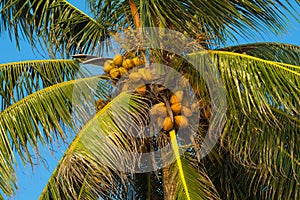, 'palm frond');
183,50,300,199
39,92,149,200
208,50,299,121
0,0,109,56
0,148,16,198
87,0,299,45
219,43,300,65
204,50,300,169
2,0,299,54
207,136,300,200
0,59,81,109
0,75,111,197
222,106,300,183
165,130,220,200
